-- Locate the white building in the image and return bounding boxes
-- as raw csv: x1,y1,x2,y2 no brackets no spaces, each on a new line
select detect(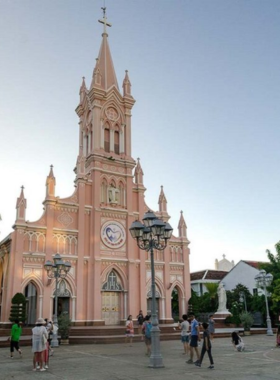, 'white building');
222,260,267,295
191,270,228,296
